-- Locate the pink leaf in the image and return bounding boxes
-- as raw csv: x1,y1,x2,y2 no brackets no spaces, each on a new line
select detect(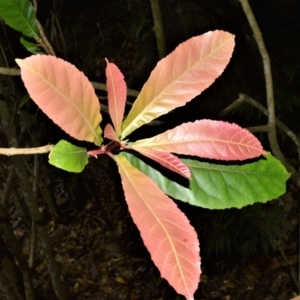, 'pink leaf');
105,59,127,137
121,30,235,138
114,154,200,300
16,55,102,145
104,123,119,141
131,146,191,179
133,120,266,160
